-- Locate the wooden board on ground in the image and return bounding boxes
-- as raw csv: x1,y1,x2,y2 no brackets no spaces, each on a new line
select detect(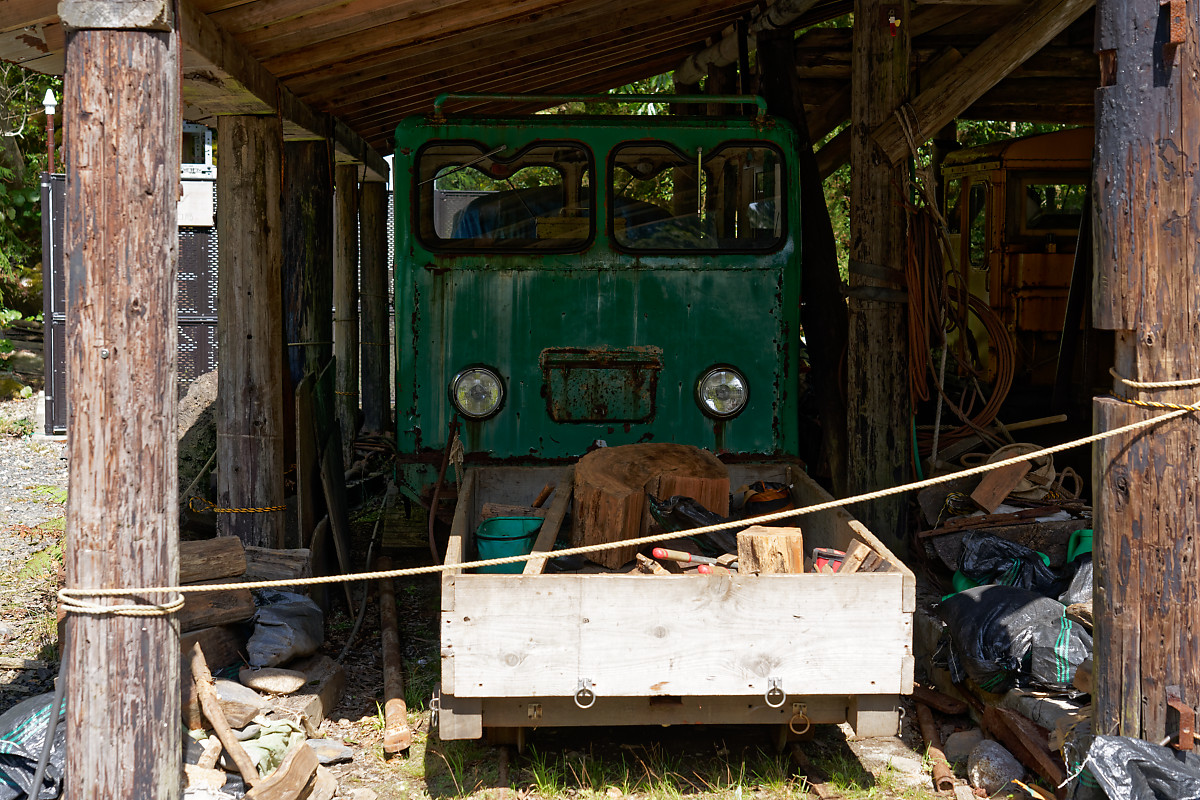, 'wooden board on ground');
178,581,256,633
180,536,248,584
572,443,728,569
269,655,346,735
318,430,356,610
